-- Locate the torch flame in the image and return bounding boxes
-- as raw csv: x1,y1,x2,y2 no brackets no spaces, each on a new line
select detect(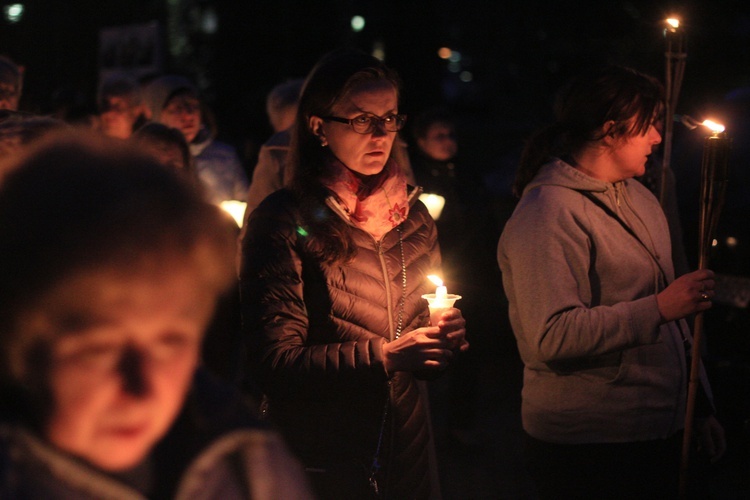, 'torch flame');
666,18,680,29
427,275,443,287
701,120,725,134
